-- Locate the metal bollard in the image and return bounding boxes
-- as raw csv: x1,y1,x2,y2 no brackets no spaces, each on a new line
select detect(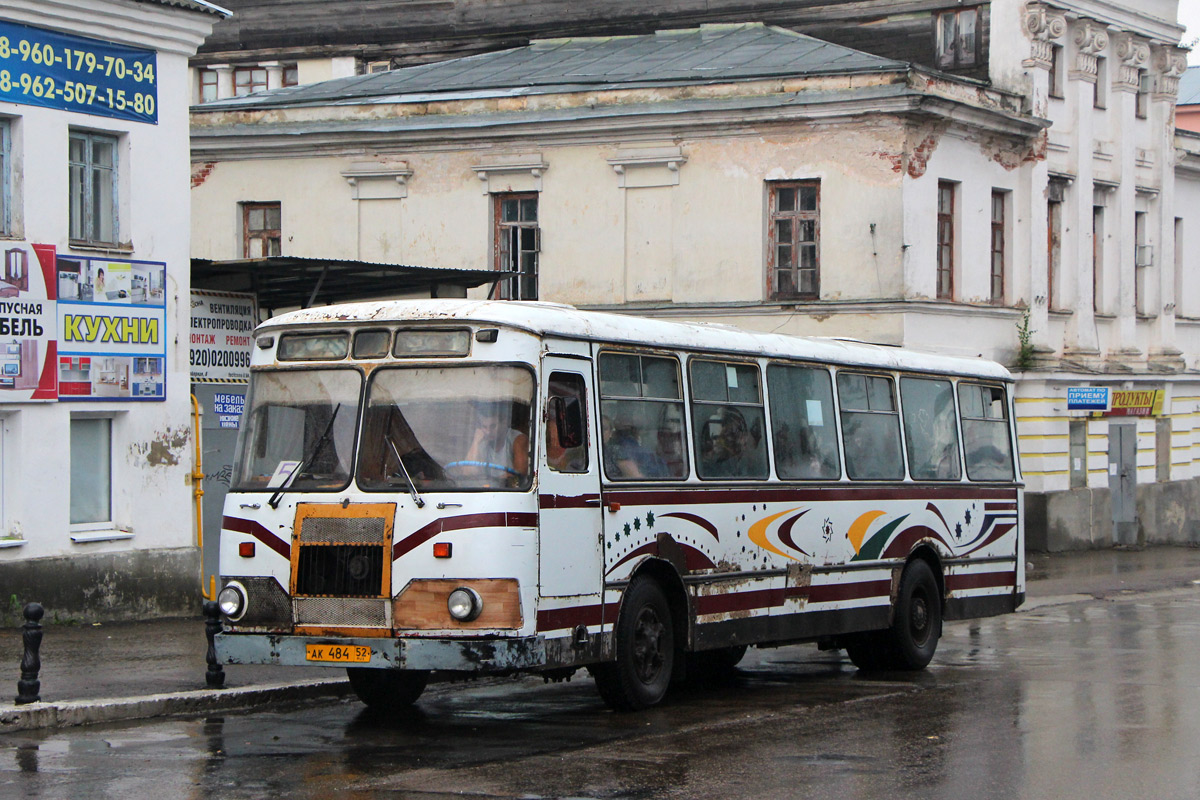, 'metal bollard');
203,600,226,689
15,602,44,705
